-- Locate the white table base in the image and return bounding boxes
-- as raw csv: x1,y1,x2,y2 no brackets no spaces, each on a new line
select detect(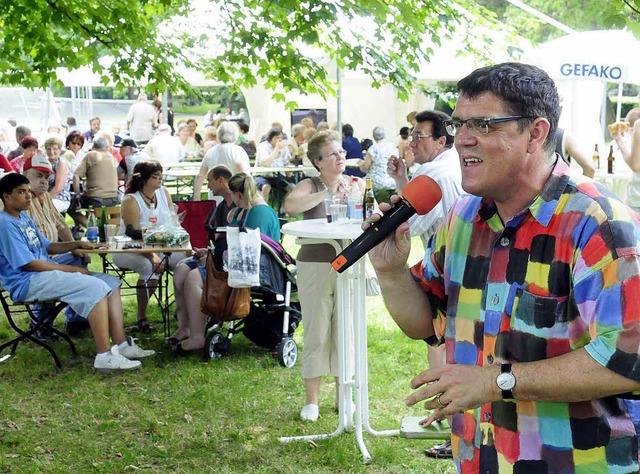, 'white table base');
278,235,399,462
